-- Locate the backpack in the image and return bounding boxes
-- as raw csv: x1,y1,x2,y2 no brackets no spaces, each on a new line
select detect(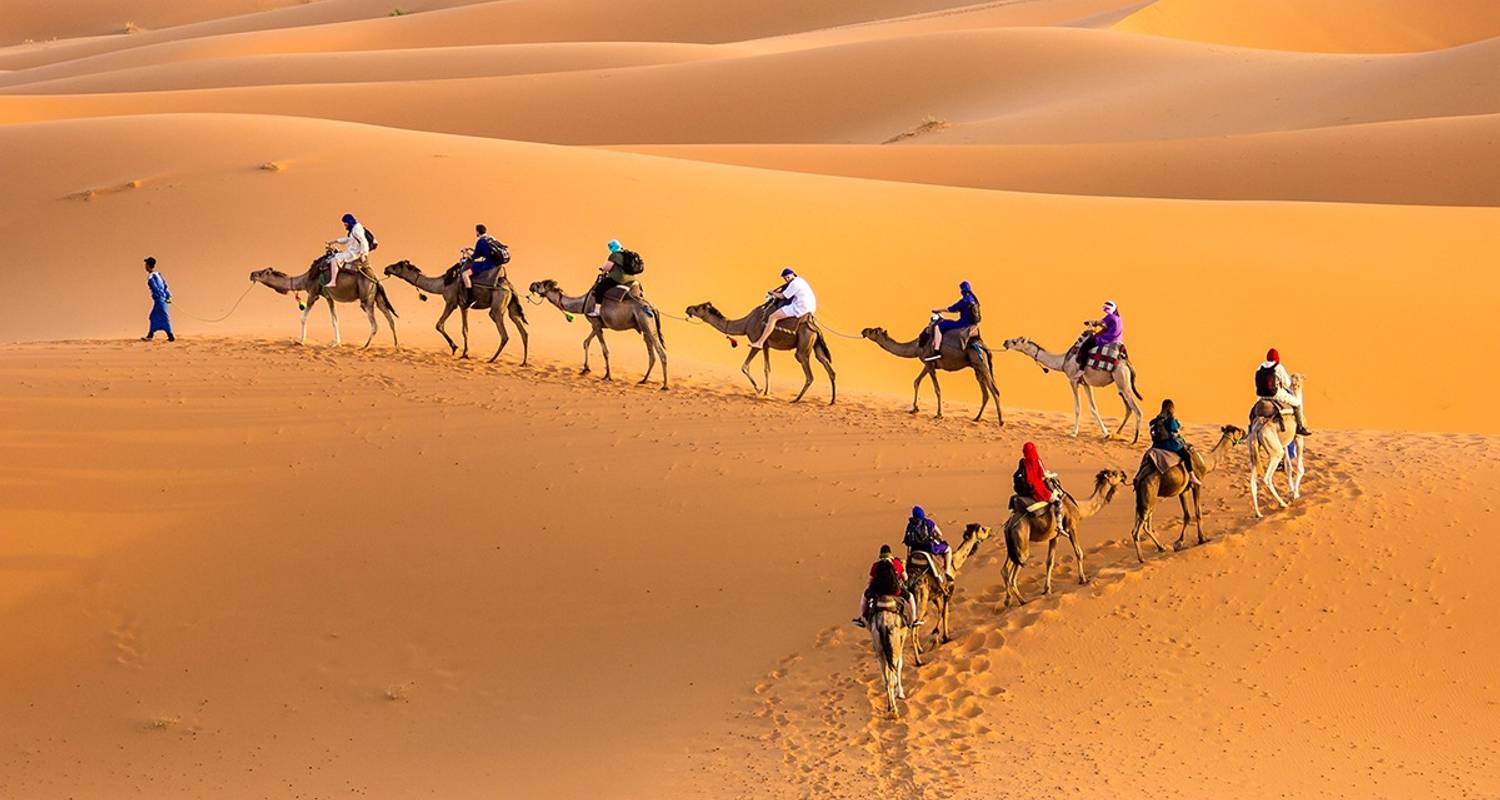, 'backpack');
1149,415,1171,445
870,559,901,596
363,227,379,252
1255,365,1277,398
618,249,645,275
481,235,510,265
968,300,982,324
1012,461,1031,497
